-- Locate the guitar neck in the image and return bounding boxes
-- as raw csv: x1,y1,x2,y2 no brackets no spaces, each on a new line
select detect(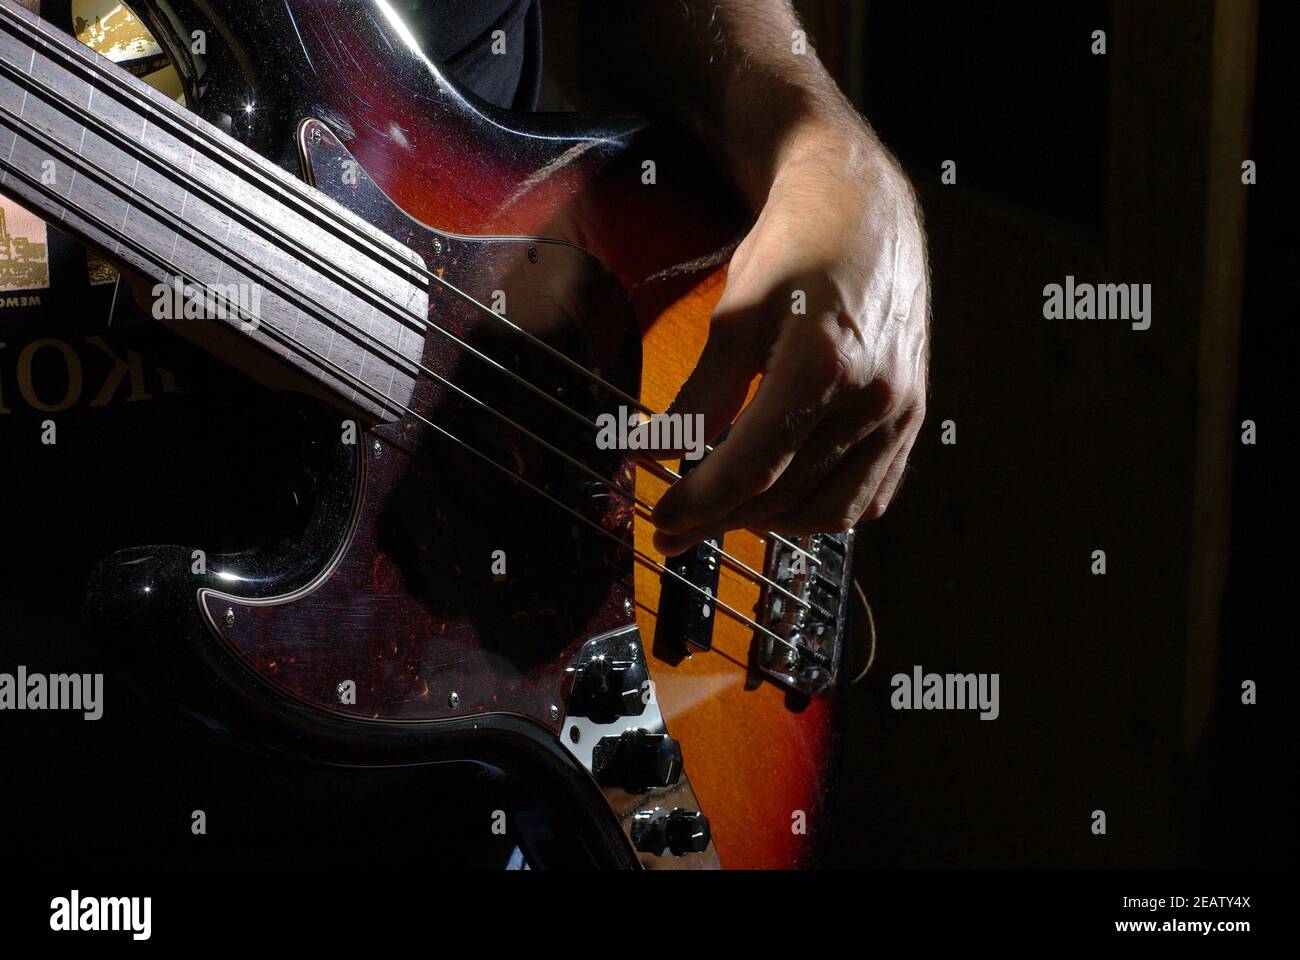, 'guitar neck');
0,0,428,421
